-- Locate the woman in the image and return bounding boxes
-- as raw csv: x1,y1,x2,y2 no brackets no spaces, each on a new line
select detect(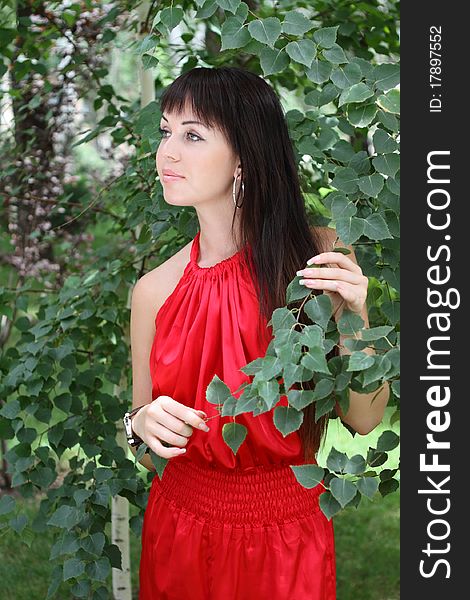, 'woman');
129,66,389,599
